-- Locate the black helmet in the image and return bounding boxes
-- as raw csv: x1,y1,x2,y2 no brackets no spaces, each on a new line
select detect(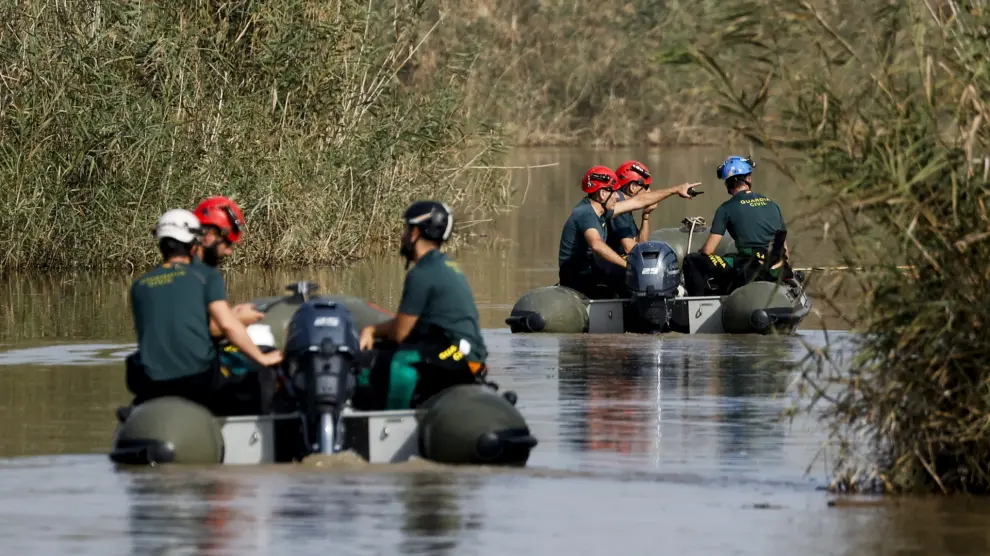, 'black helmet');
402,201,453,243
